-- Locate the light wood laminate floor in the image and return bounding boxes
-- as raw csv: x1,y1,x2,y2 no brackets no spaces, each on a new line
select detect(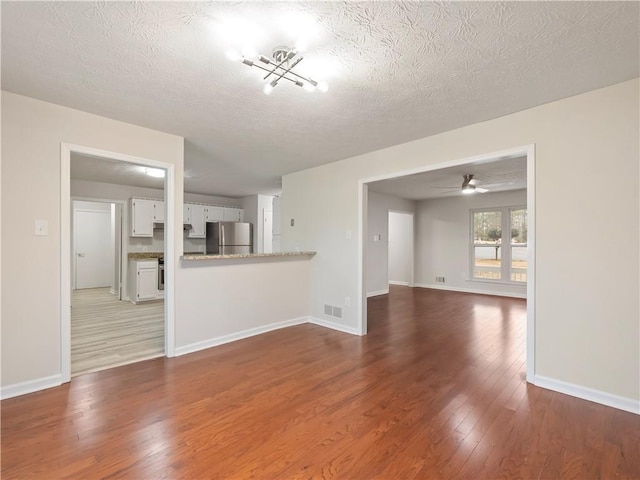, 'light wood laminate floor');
3,286,638,478
71,287,164,376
